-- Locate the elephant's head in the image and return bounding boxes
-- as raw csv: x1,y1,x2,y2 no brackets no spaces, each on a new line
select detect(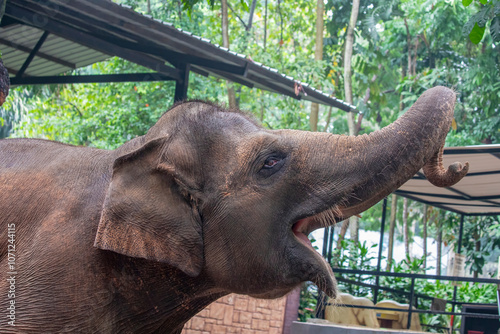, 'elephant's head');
94,86,468,299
